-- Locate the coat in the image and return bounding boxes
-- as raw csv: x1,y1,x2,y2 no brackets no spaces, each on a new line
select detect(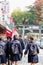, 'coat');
19,39,25,50
0,41,7,64
24,42,39,63
19,39,25,58
10,40,22,61
6,41,11,58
